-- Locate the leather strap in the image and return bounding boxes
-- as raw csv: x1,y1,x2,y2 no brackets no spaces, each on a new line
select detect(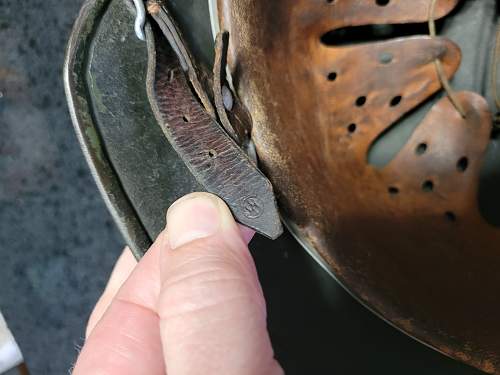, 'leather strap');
145,4,282,239
213,31,239,142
